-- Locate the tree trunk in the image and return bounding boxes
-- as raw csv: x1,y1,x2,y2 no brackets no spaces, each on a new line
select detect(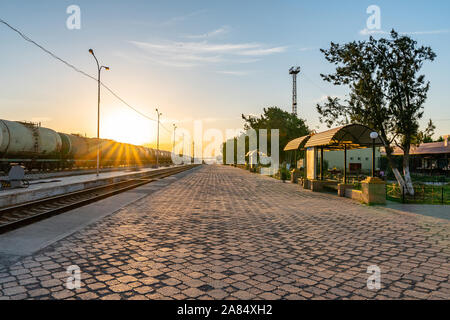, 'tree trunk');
402,151,415,195
384,145,408,192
